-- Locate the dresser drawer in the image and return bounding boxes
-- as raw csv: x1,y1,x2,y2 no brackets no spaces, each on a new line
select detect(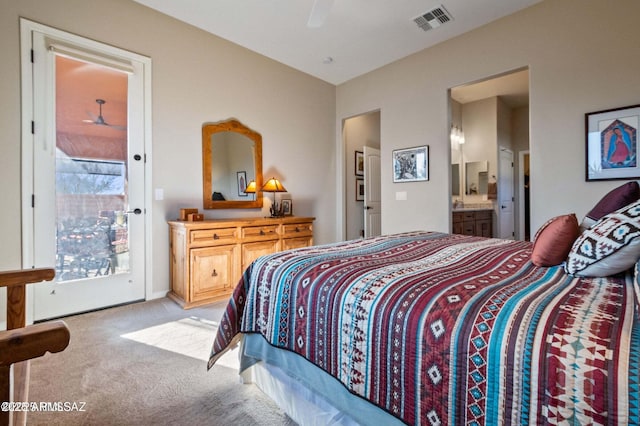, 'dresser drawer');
190,227,238,247
462,212,476,222
282,222,313,238
242,224,279,240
